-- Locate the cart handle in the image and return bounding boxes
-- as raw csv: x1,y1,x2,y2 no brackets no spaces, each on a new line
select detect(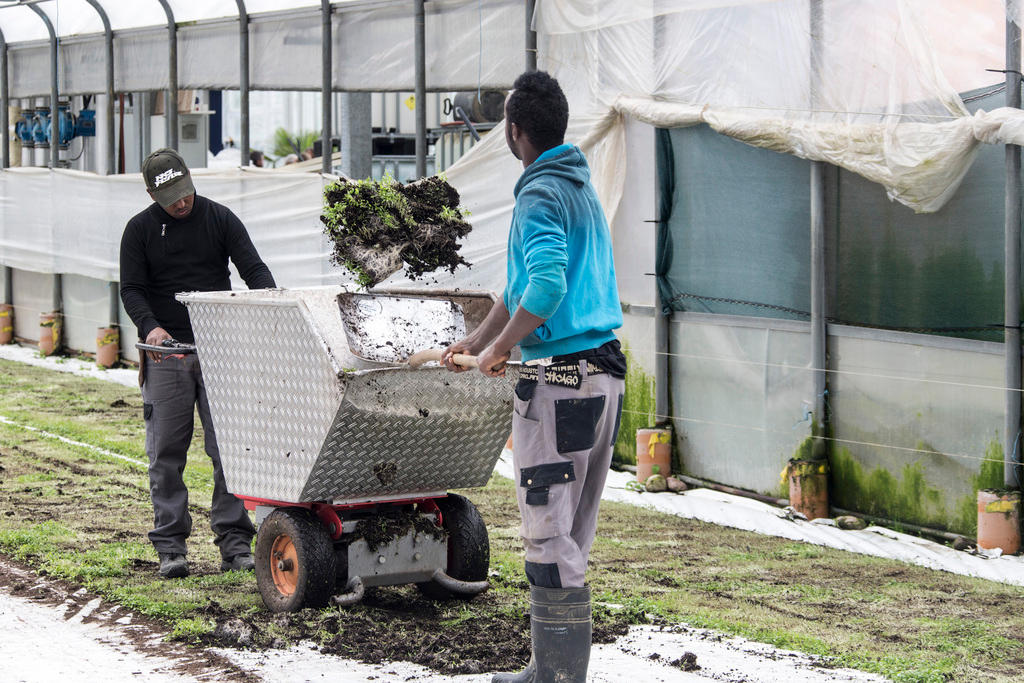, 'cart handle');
135,340,197,355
